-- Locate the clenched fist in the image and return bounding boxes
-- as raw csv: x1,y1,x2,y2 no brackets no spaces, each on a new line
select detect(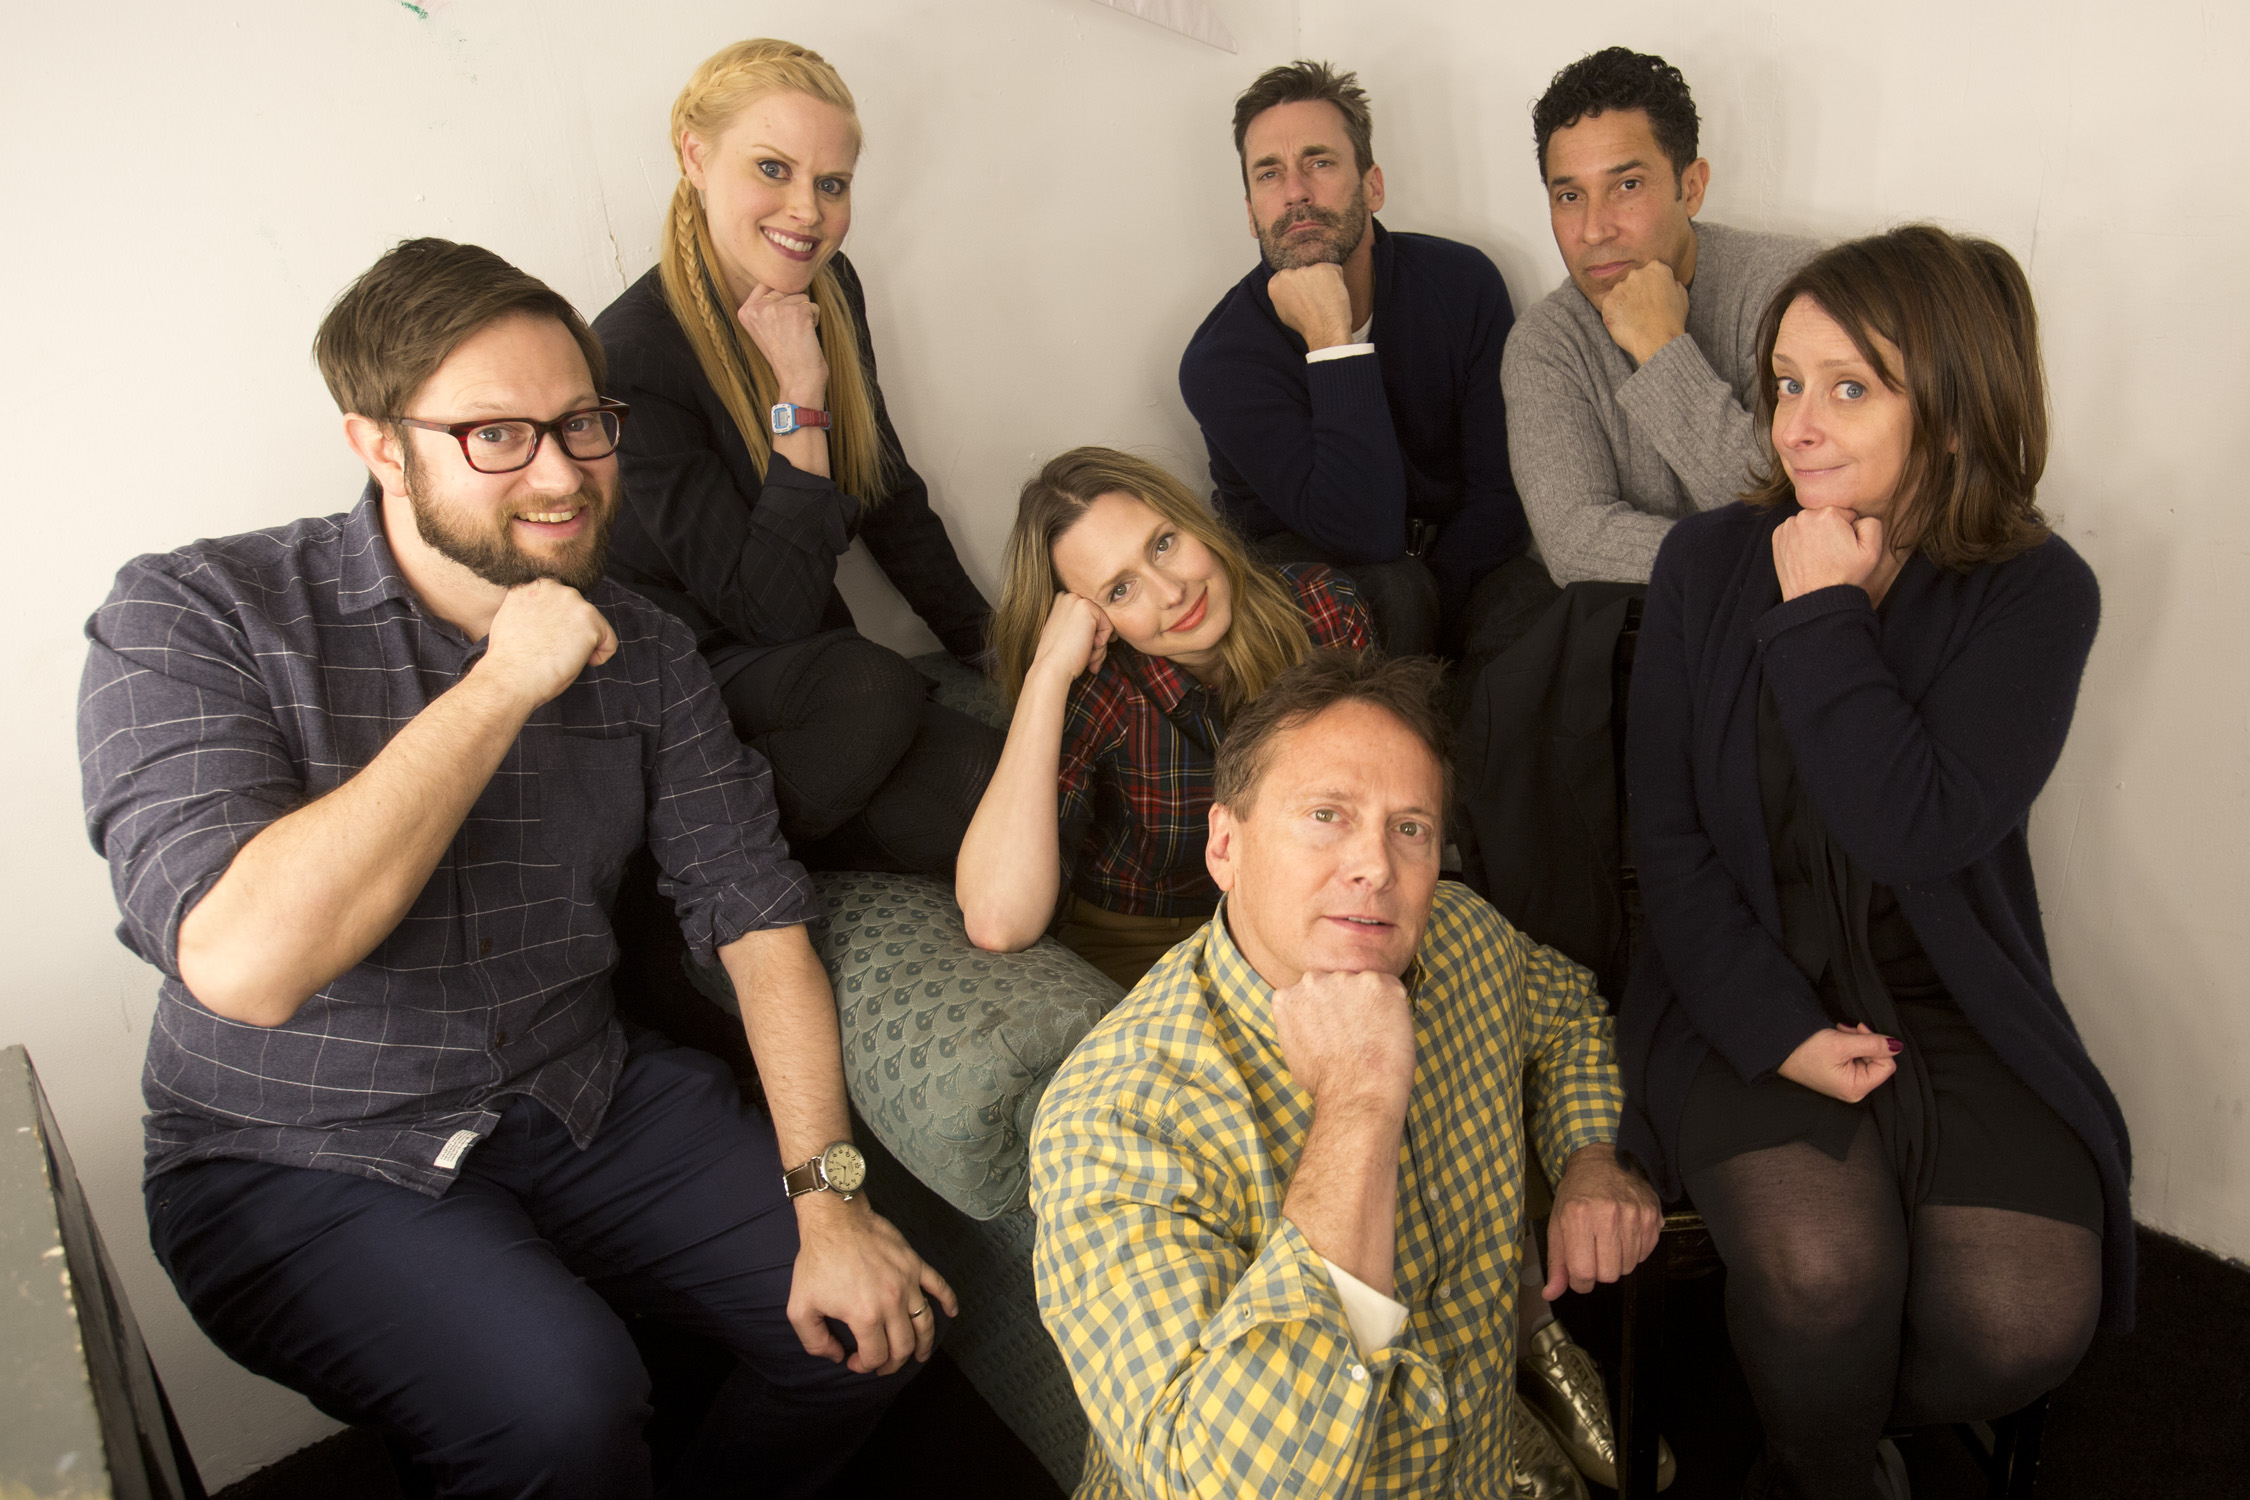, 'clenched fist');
1273,969,1416,1121
1028,591,1112,688
736,282,829,404
1772,506,1903,604
477,578,617,711
1267,262,1357,352
1780,1021,1902,1104
1599,260,1690,366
